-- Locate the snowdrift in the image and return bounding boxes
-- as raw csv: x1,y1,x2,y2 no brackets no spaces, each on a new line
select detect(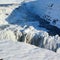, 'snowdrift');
0,40,60,60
